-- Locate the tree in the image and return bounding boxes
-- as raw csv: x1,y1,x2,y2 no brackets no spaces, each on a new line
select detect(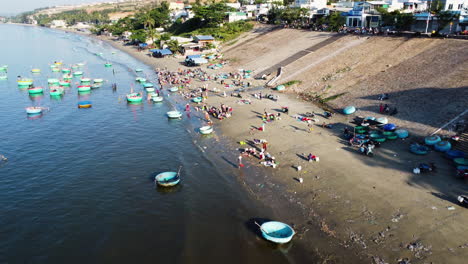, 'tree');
430,0,459,32
193,2,232,27
166,39,180,54
143,12,155,29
